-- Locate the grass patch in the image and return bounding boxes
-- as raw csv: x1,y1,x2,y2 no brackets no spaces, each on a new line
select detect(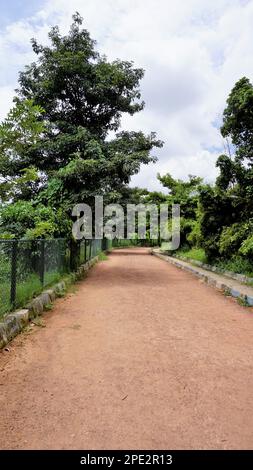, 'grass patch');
44,271,63,286
224,288,231,297
175,248,253,279
0,273,42,319
237,296,250,307
98,251,108,261
32,318,46,327
215,257,253,278
0,269,68,320
175,247,207,263
44,303,53,311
